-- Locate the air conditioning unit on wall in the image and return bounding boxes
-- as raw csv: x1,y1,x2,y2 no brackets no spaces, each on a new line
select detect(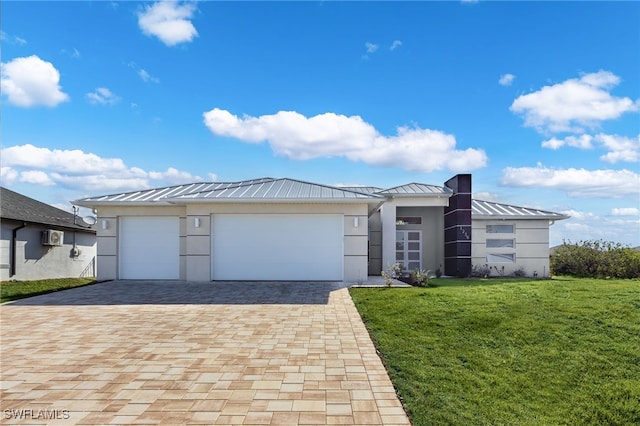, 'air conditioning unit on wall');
42,230,64,246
